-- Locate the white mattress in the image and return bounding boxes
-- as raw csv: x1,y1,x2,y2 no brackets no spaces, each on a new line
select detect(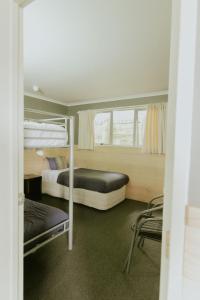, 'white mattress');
24,121,67,148
42,169,126,210
42,169,67,198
